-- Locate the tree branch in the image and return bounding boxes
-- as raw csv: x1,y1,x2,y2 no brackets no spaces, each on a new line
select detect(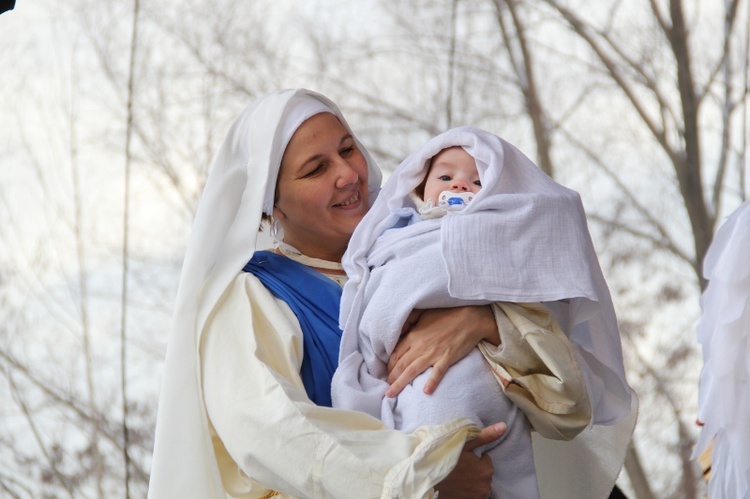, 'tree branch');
560,127,696,271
